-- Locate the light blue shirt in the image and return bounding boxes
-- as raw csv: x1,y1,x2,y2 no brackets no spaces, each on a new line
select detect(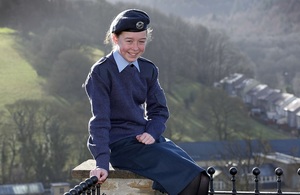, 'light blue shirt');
113,50,140,72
